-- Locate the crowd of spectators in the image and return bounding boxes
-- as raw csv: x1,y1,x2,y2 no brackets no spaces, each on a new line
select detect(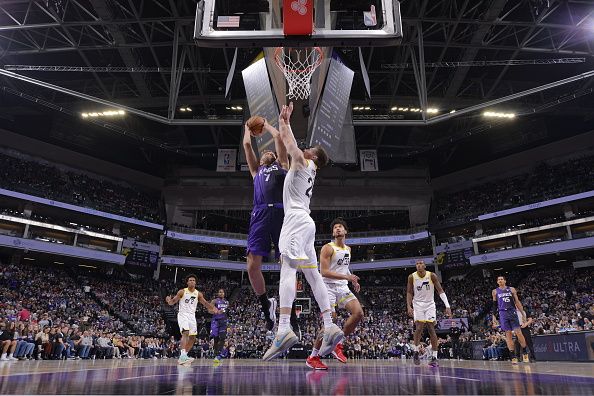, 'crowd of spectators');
1,259,593,363
0,151,162,223
434,154,594,226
